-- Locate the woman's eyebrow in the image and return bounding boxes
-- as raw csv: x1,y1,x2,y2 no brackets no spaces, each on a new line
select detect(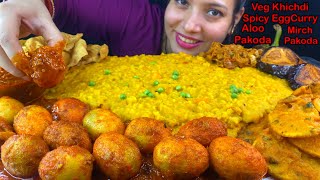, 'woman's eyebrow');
207,2,227,10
